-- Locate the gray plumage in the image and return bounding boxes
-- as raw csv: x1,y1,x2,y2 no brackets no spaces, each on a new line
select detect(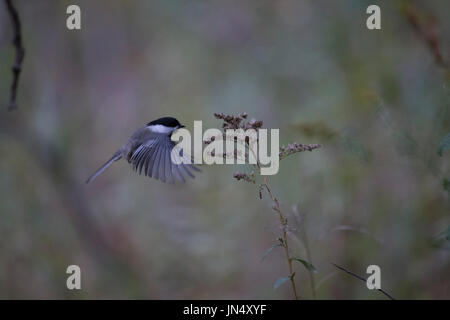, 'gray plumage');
86,124,199,184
